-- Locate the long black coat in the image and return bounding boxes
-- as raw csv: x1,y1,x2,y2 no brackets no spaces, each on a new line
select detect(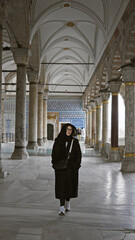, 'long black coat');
52,137,82,199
